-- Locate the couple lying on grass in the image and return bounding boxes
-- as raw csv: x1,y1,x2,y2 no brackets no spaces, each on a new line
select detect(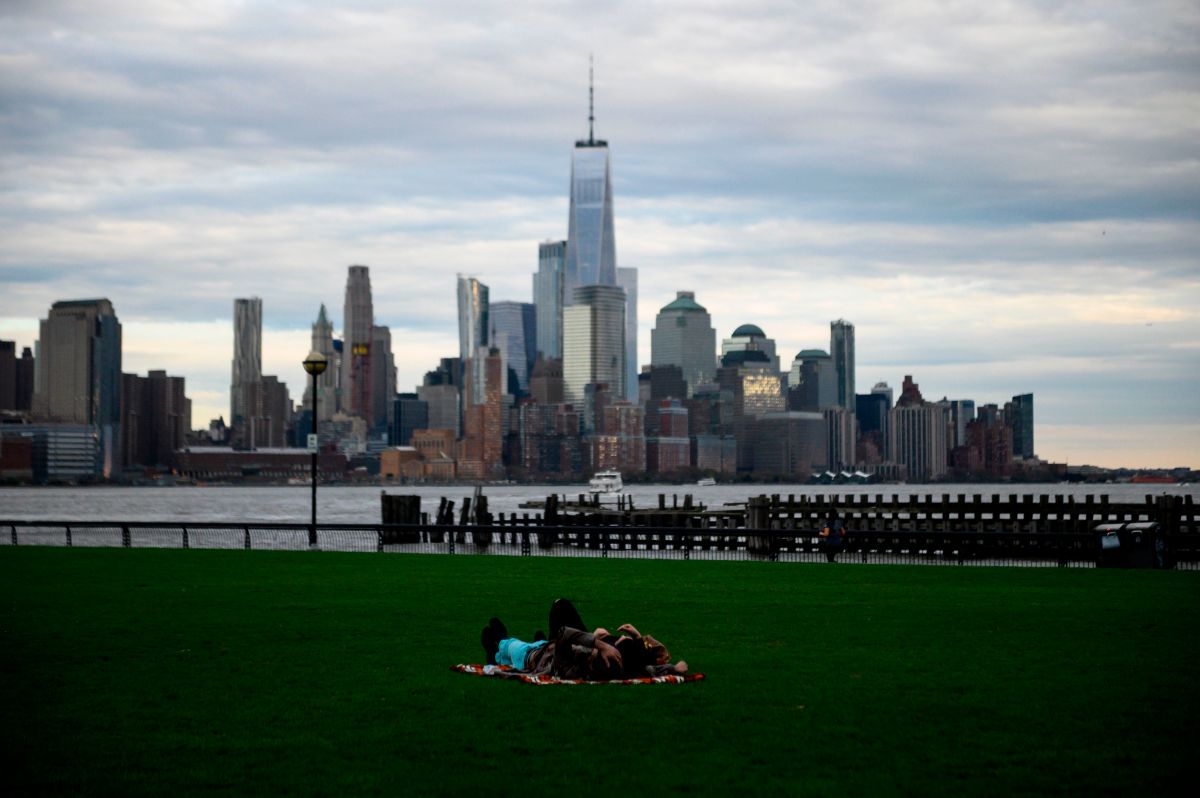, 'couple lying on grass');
480,598,689,681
